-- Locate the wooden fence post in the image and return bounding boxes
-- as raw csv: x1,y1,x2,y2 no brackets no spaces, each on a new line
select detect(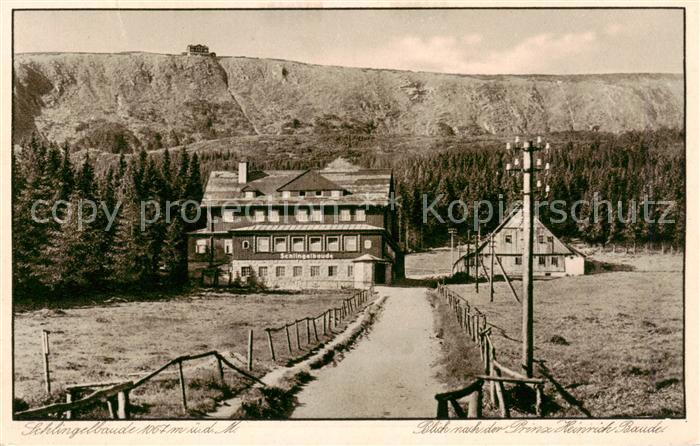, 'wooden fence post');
266,329,276,362
285,324,293,354
535,383,543,417
312,318,319,342
295,321,301,350
107,397,117,419
467,386,482,418
247,329,254,371
41,330,51,395
489,354,496,409
65,391,74,419
305,319,311,345
117,390,129,419
178,360,188,413
436,399,449,419
217,354,225,383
